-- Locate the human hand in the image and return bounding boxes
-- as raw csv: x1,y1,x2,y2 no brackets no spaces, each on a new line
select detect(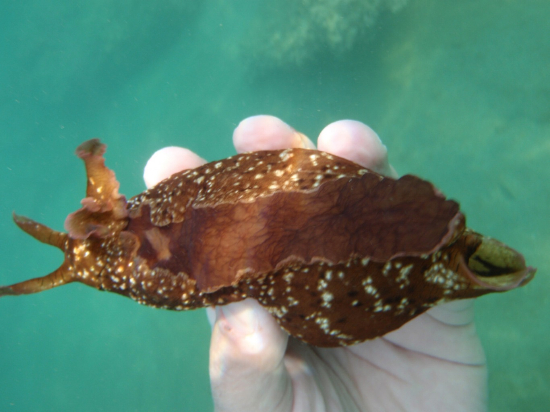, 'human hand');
144,115,488,412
